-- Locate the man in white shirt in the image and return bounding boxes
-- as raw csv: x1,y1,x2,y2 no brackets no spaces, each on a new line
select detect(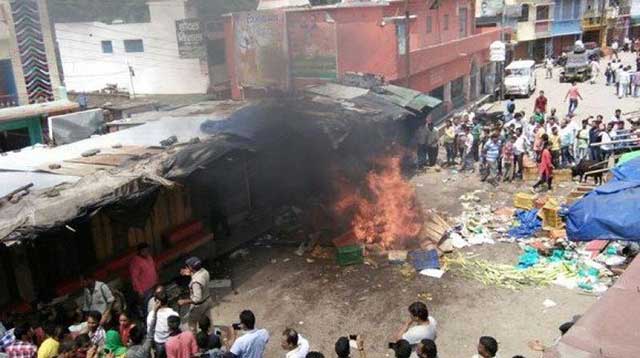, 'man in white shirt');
148,291,179,358
228,310,269,358
396,302,437,349
280,328,309,358
472,336,499,358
